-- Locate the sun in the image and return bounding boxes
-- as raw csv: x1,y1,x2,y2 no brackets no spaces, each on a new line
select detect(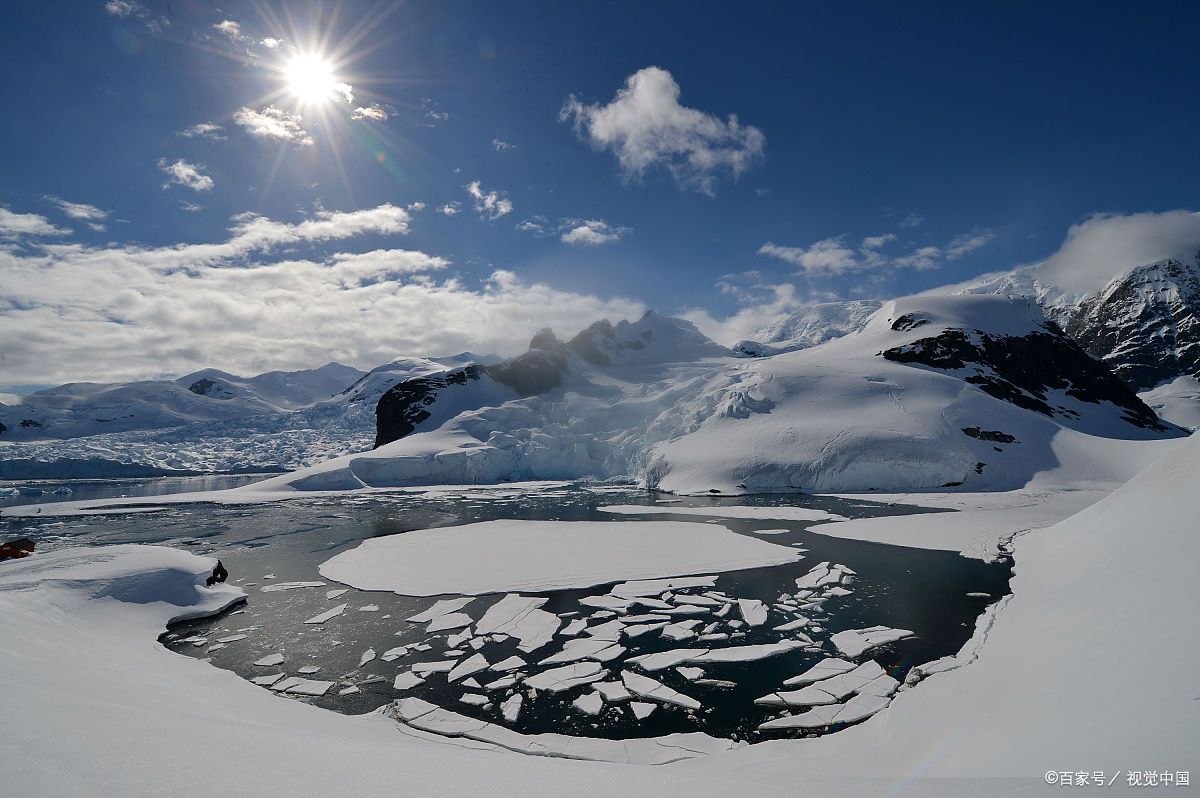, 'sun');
284,53,343,106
